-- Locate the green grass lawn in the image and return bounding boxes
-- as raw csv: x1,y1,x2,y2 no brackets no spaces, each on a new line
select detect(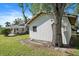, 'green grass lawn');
0,34,67,56
0,34,32,56
1,34,79,56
